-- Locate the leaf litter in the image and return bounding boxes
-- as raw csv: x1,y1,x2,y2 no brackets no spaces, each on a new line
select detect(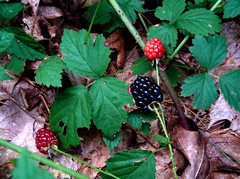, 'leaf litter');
1,1,240,179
